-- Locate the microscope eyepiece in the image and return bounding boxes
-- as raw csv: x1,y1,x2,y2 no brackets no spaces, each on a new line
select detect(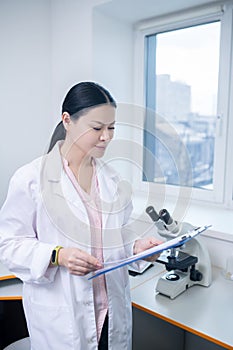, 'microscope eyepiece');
146,206,160,222
159,209,172,225
146,206,180,237
159,208,179,234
